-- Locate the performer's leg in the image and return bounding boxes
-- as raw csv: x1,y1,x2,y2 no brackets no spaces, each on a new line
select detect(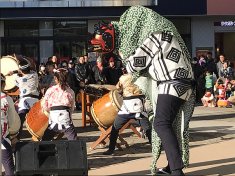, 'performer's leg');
42,127,57,141
2,148,15,176
64,124,77,140
139,117,152,143
103,114,134,155
153,94,185,173
18,109,29,139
